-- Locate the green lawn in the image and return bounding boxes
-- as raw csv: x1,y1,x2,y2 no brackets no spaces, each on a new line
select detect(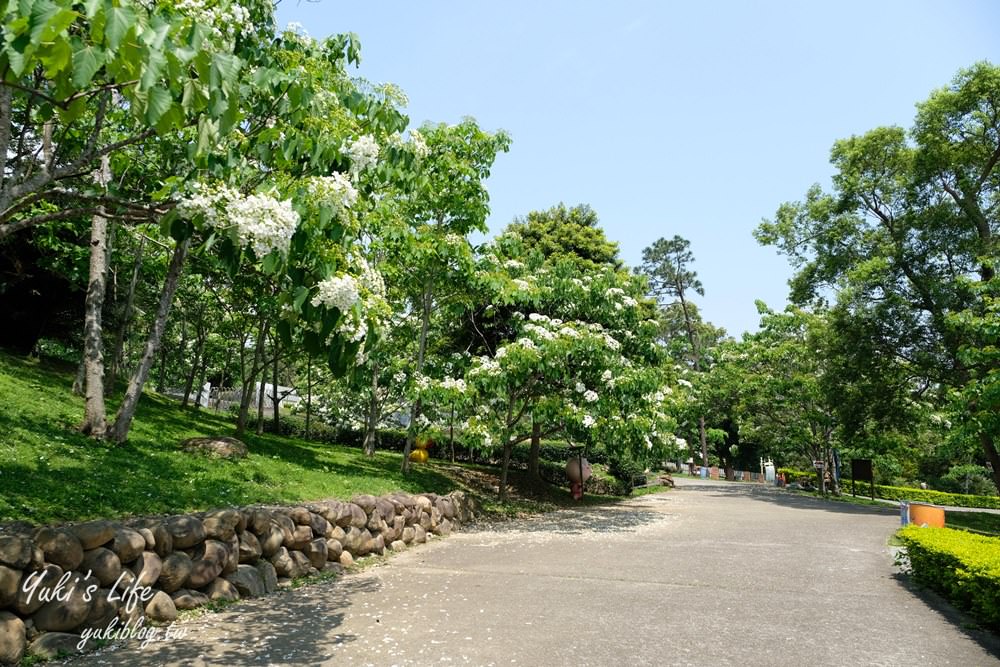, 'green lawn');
0,351,459,524
944,510,1000,536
